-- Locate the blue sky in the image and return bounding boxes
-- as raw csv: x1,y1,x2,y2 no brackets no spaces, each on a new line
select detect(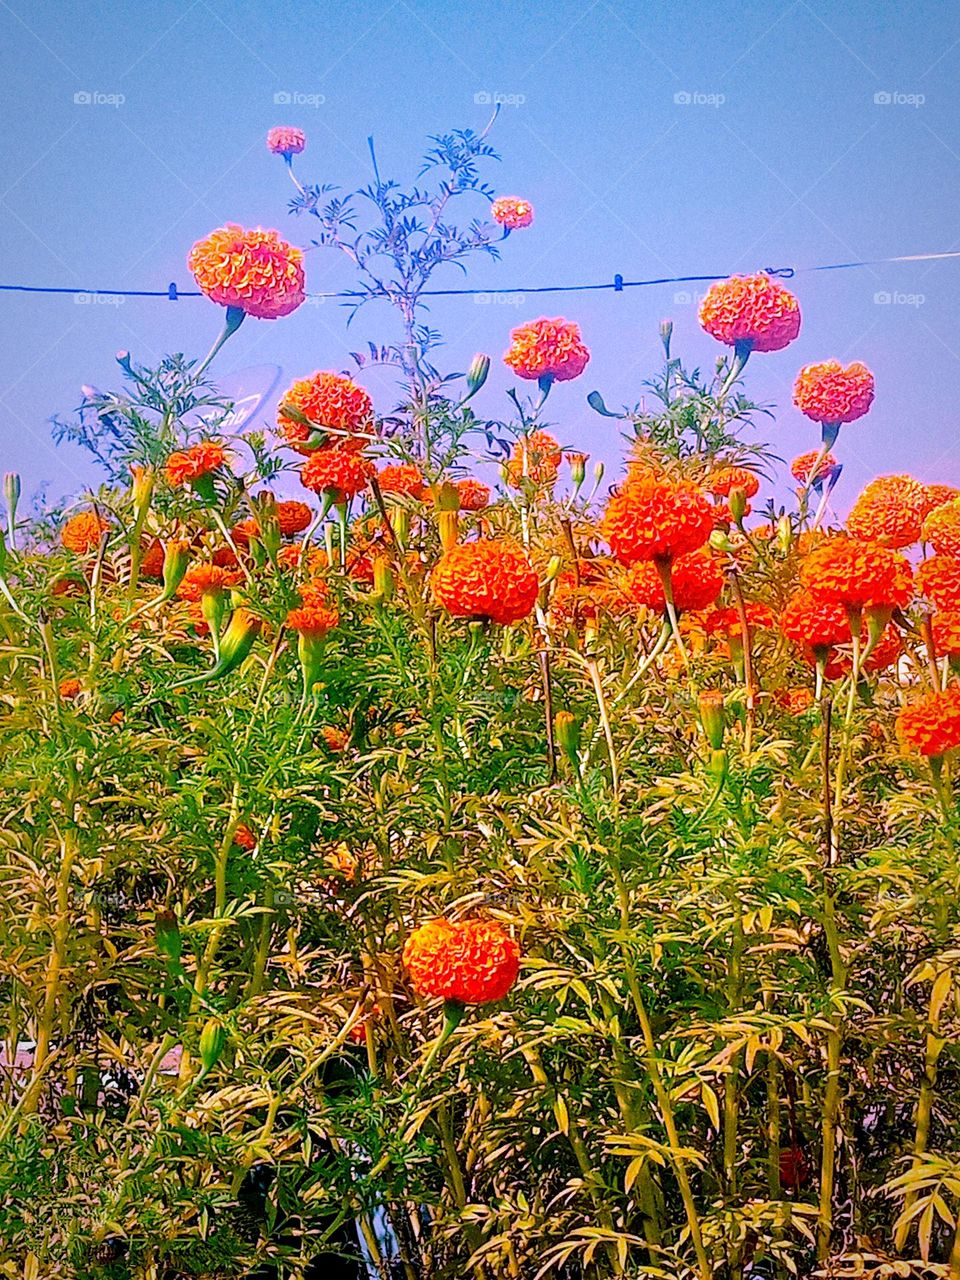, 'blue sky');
1,0,959,508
